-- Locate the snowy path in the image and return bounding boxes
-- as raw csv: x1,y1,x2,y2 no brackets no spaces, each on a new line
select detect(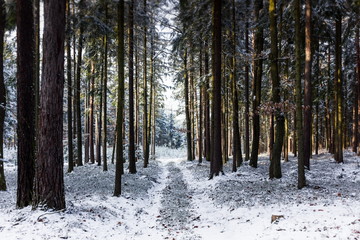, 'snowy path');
156,161,201,240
